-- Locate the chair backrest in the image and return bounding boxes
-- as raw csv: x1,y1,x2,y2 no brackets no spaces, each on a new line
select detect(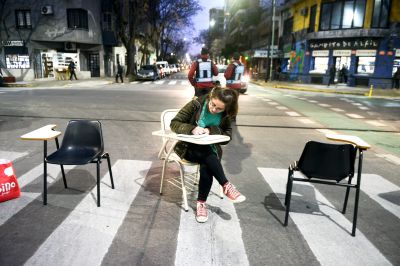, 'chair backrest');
298,141,356,182
161,109,180,132
60,120,104,155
